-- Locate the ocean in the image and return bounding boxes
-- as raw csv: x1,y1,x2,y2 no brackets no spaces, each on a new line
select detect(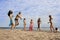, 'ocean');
0,27,60,31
